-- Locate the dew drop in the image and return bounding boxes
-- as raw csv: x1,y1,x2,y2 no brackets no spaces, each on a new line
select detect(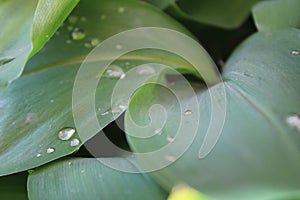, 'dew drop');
165,155,175,162
166,136,174,143
116,44,123,50
101,111,110,116
100,15,106,20
80,16,87,22
66,40,72,44
154,129,162,135
36,153,41,157
70,138,80,147
136,65,156,75
184,110,192,116
291,50,299,55
58,128,76,141
50,99,54,103
84,43,92,48
286,114,300,131
104,65,125,79
71,28,86,40
47,147,55,154
118,7,125,13
91,38,100,46
0,57,14,66
68,15,78,24
67,25,74,31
